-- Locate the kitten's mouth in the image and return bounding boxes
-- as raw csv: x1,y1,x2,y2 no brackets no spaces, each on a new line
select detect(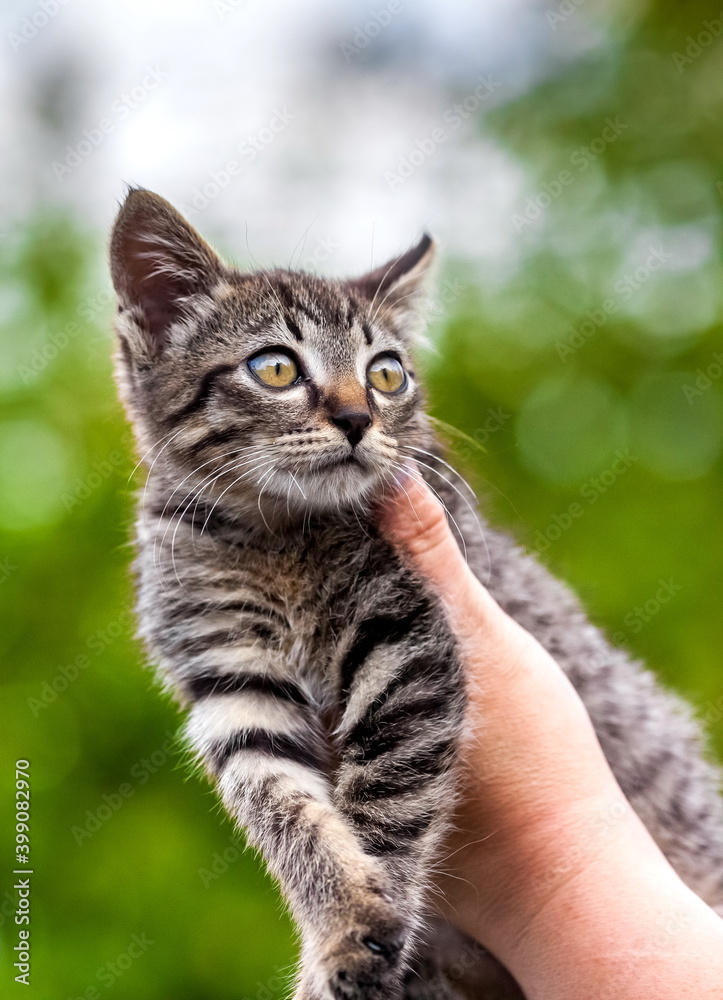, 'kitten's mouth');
313,451,365,472
271,448,391,511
